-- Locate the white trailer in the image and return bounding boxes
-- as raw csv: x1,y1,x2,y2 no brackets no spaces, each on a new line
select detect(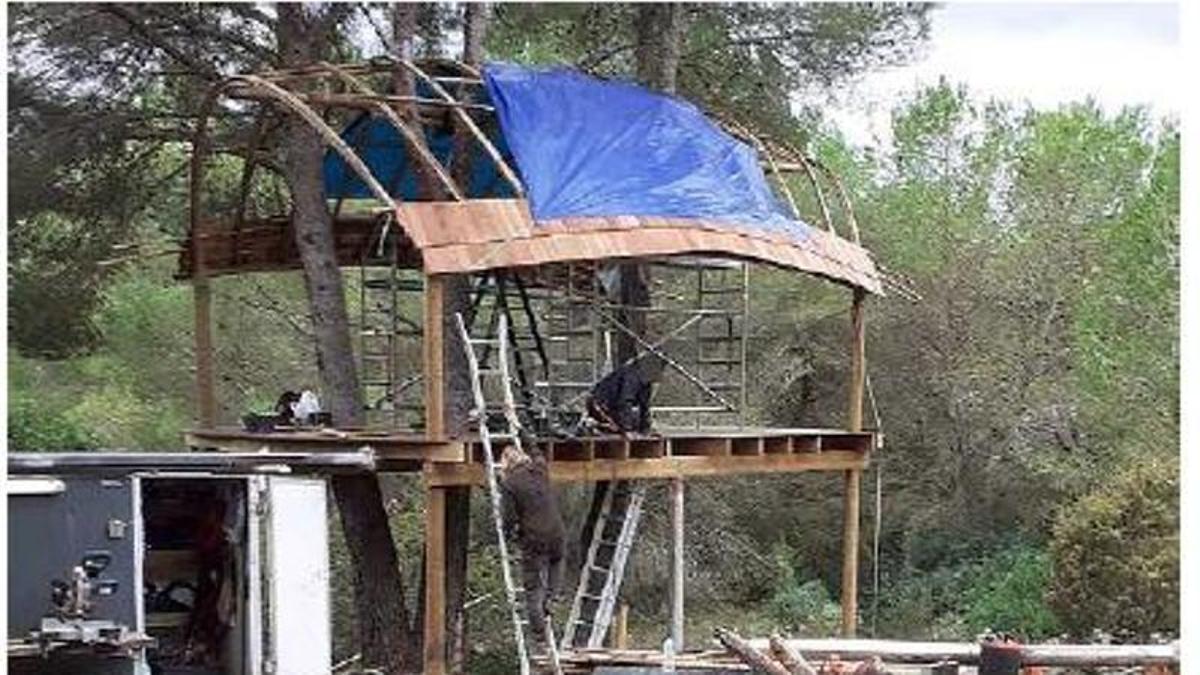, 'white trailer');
7,451,371,675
